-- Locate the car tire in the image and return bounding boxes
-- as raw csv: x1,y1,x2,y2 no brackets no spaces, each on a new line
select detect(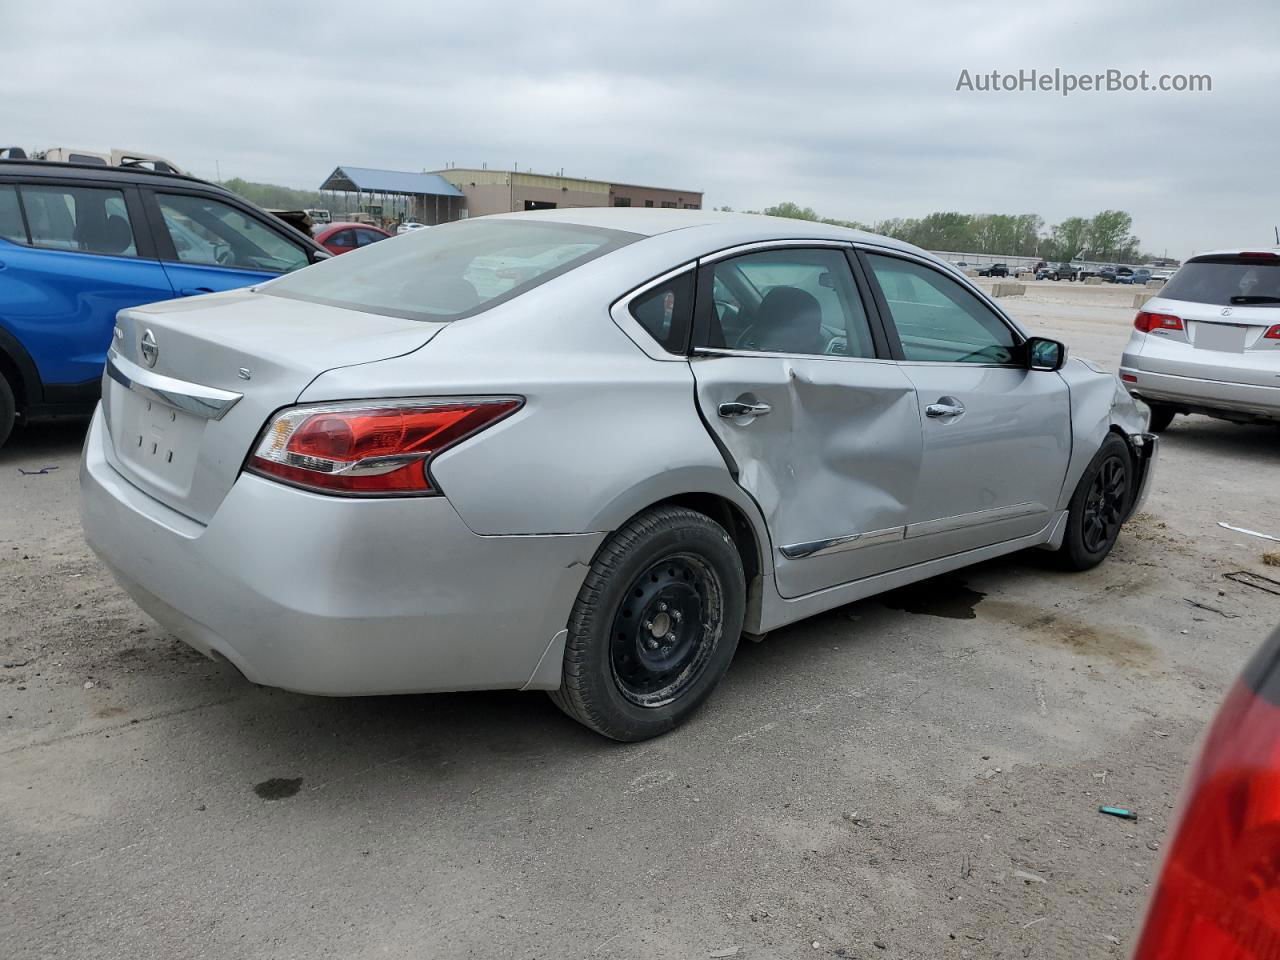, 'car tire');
549,506,746,741
0,372,15,449
1055,434,1134,572
1146,403,1176,433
